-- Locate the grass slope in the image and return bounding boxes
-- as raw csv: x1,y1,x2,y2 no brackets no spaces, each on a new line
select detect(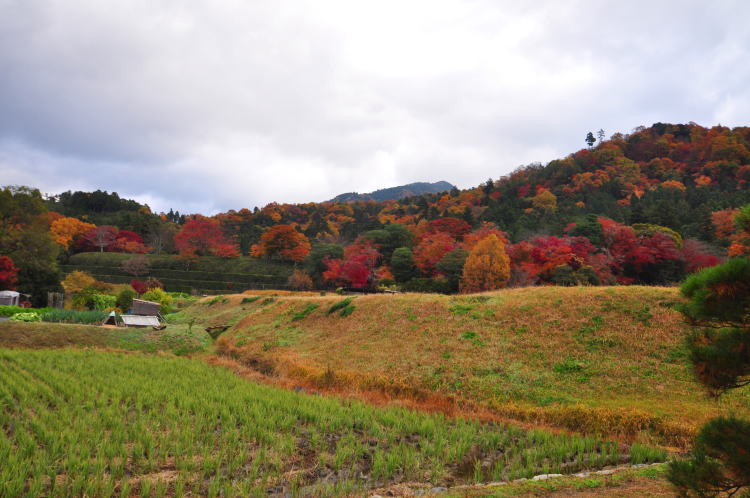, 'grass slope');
0,321,211,355
0,349,663,497
176,286,750,447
